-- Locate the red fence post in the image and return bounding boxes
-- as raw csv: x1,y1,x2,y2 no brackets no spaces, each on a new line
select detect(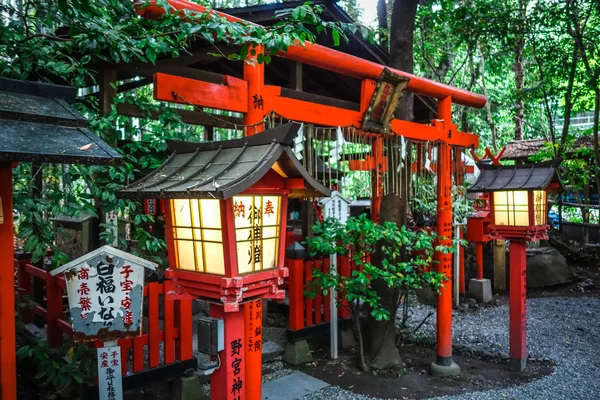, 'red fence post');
176,297,193,361
323,257,331,323
45,273,63,348
163,280,176,365
16,254,32,324
304,260,314,327
148,282,160,368
314,260,323,325
338,255,351,319
287,242,306,331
